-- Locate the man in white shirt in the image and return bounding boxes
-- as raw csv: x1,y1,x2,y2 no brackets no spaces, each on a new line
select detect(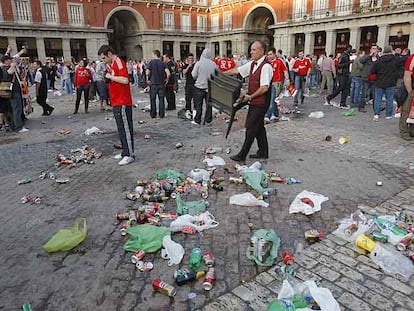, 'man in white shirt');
225,40,273,161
